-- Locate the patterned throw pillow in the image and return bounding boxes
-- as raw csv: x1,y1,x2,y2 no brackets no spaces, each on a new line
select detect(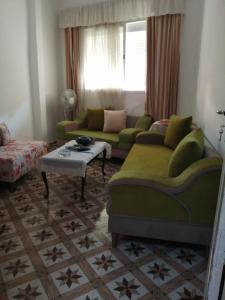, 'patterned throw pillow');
149,119,169,134
0,123,11,146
